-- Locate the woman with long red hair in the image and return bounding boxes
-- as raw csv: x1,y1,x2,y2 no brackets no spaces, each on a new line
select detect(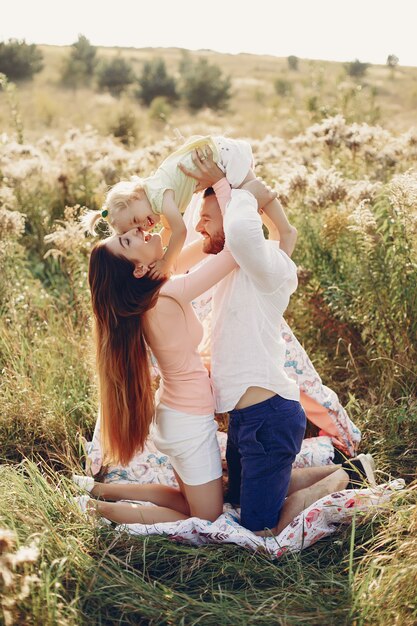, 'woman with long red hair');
75,197,239,524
